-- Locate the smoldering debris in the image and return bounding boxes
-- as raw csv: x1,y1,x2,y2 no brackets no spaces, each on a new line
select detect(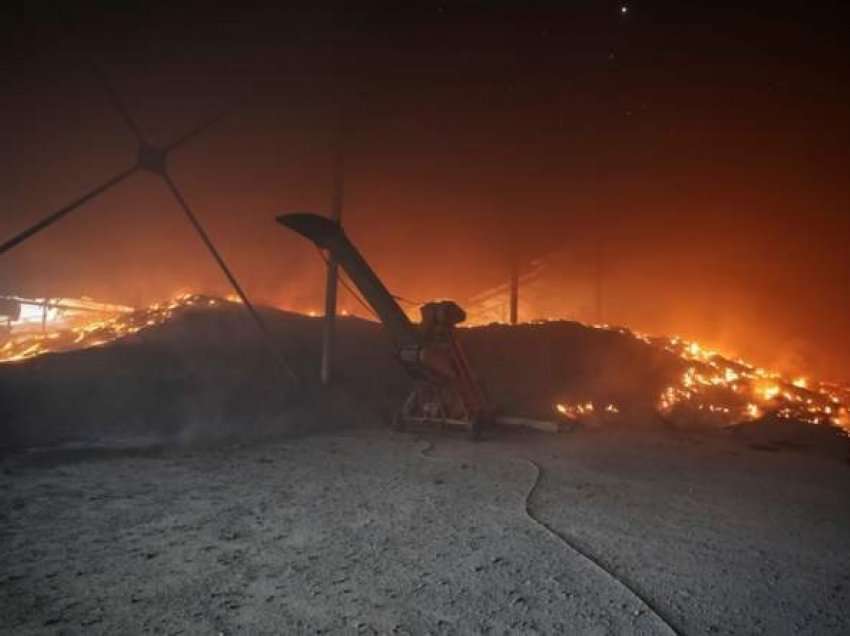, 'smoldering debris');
0,298,847,460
